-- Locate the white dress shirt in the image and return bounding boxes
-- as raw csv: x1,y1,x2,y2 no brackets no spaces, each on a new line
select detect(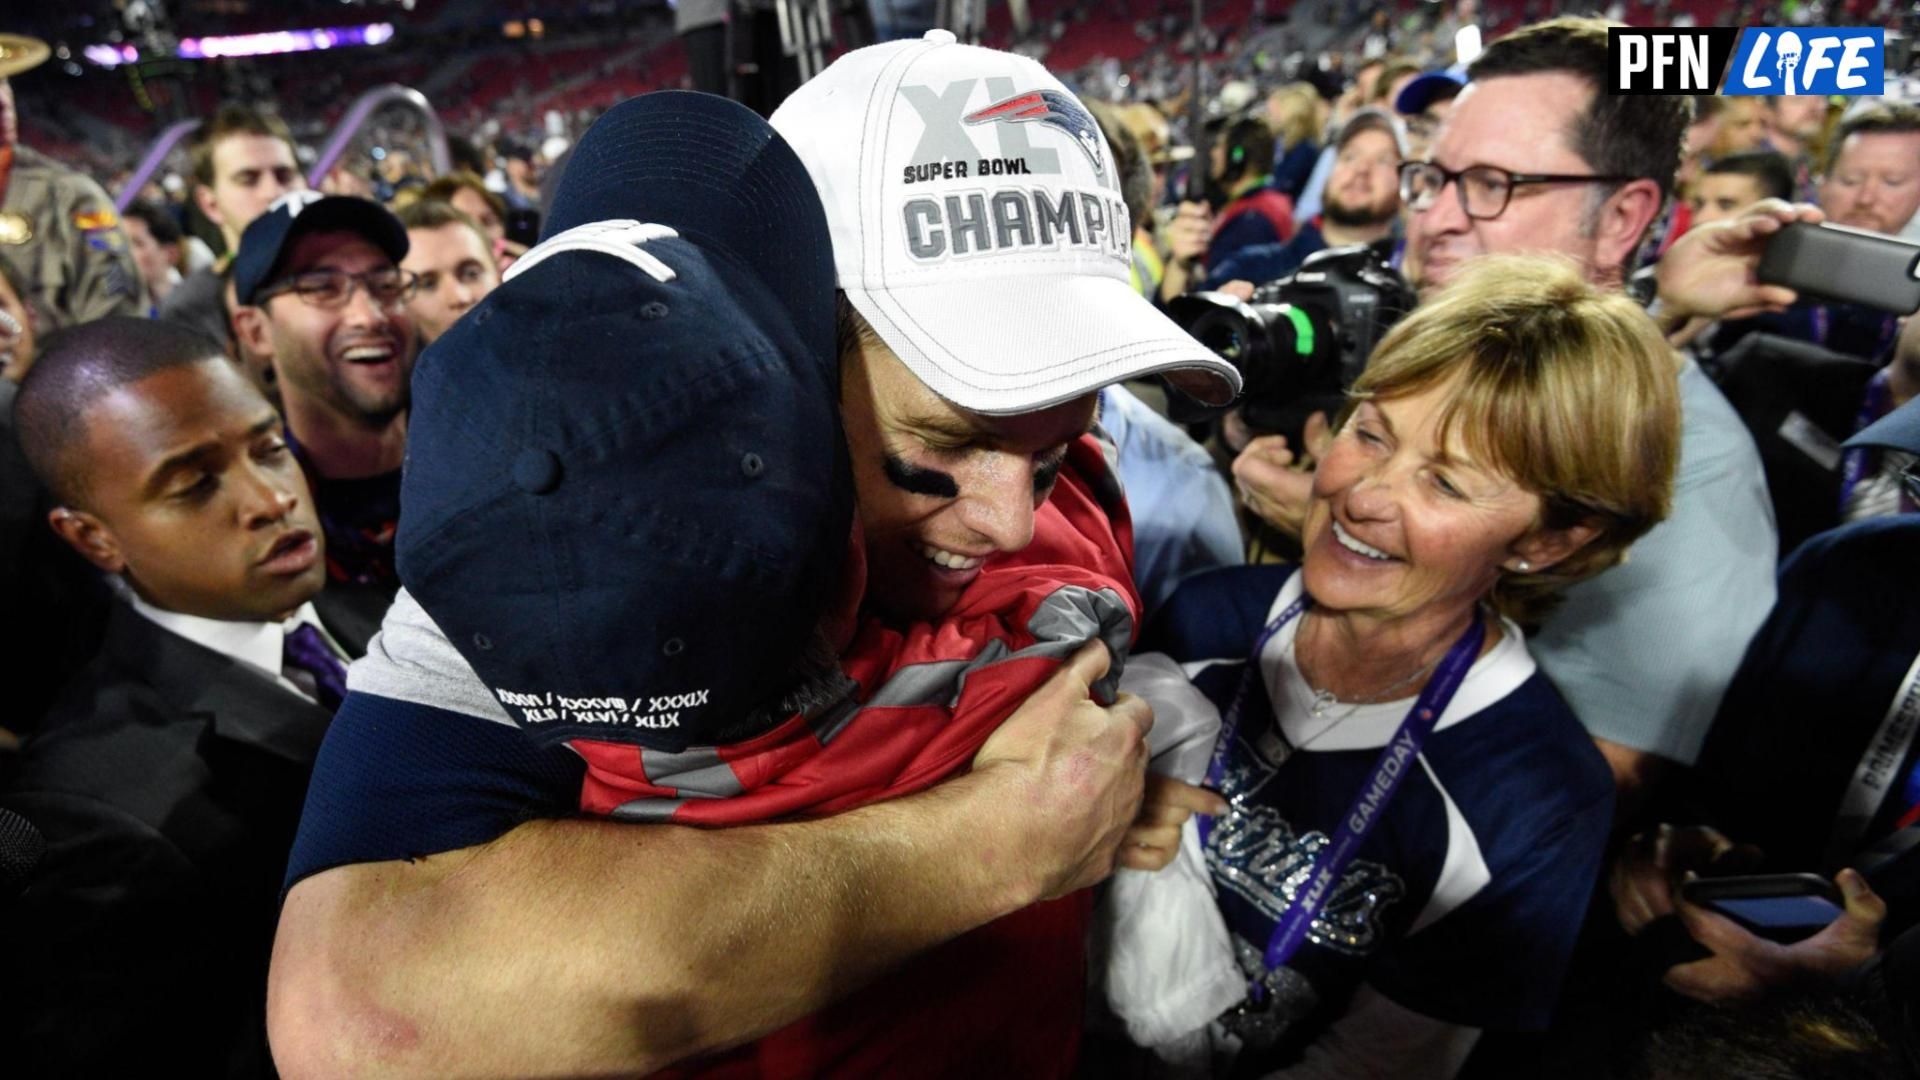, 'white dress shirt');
126,591,346,704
